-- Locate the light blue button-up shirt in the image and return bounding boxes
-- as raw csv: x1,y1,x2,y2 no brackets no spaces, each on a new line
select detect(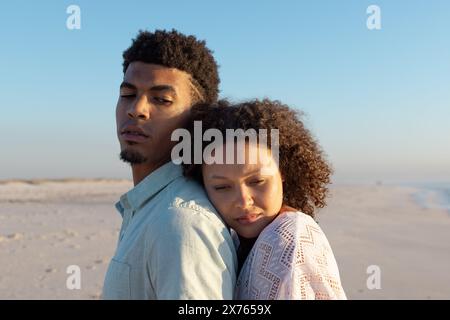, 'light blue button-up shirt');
102,161,237,299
